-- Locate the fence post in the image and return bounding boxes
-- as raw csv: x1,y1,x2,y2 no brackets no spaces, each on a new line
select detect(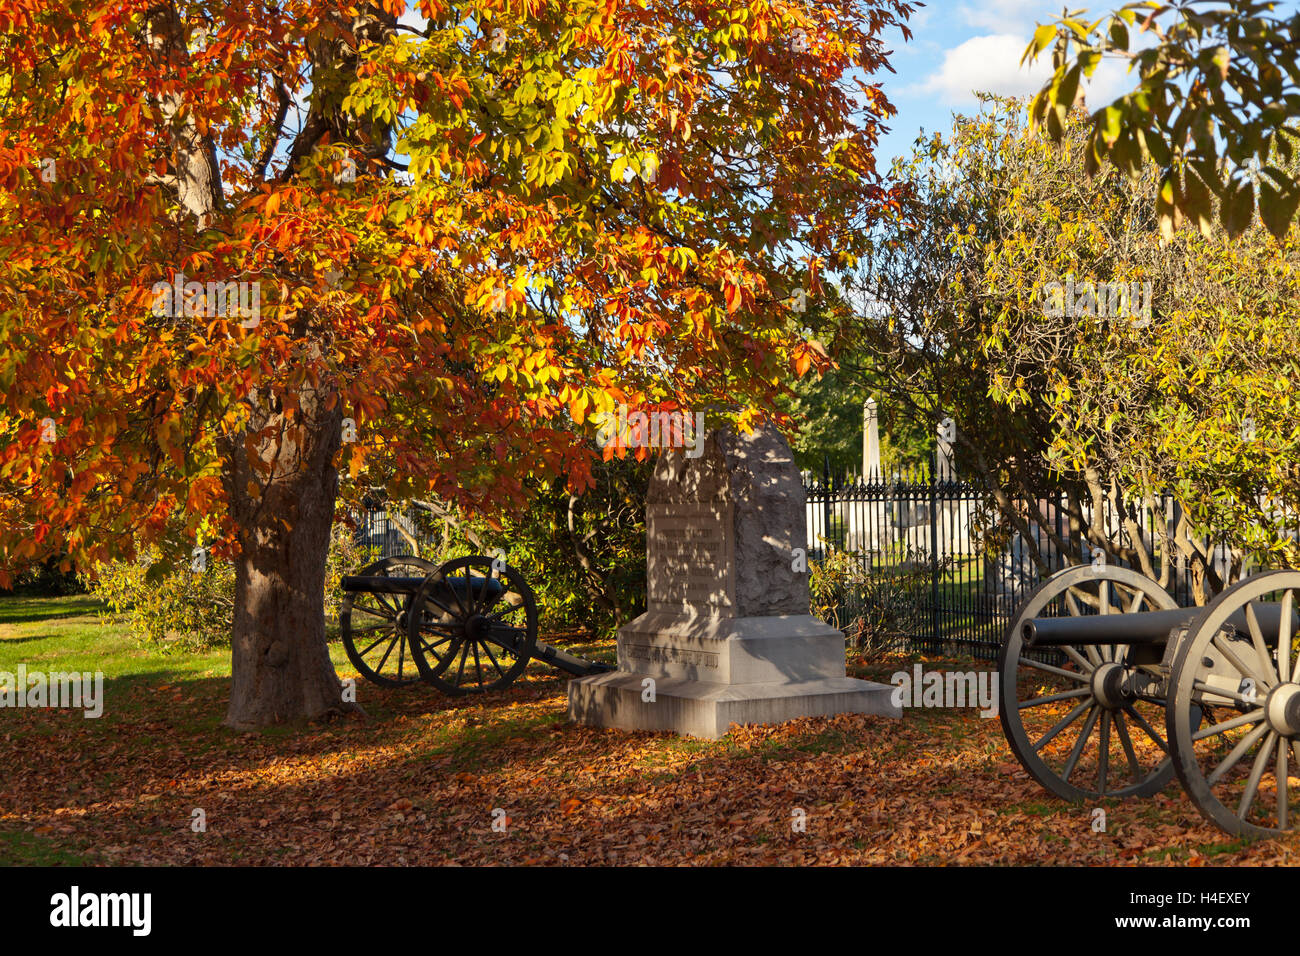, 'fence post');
822,454,833,551
930,449,940,646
